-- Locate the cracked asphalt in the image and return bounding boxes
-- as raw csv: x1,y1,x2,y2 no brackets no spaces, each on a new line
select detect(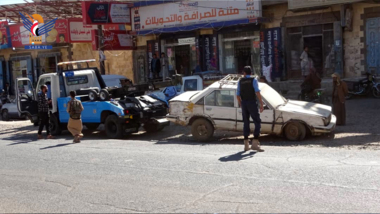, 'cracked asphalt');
1,98,380,213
